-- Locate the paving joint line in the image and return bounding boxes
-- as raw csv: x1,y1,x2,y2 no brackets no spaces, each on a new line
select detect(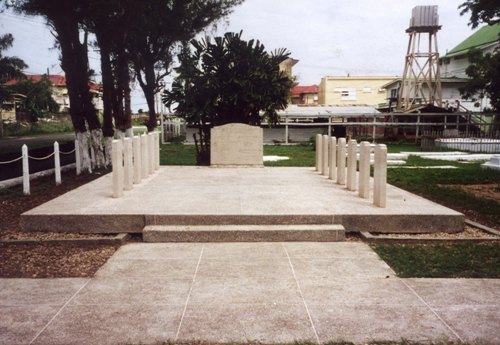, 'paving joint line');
282,243,320,344
399,279,464,342
29,278,91,345
175,245,204,340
